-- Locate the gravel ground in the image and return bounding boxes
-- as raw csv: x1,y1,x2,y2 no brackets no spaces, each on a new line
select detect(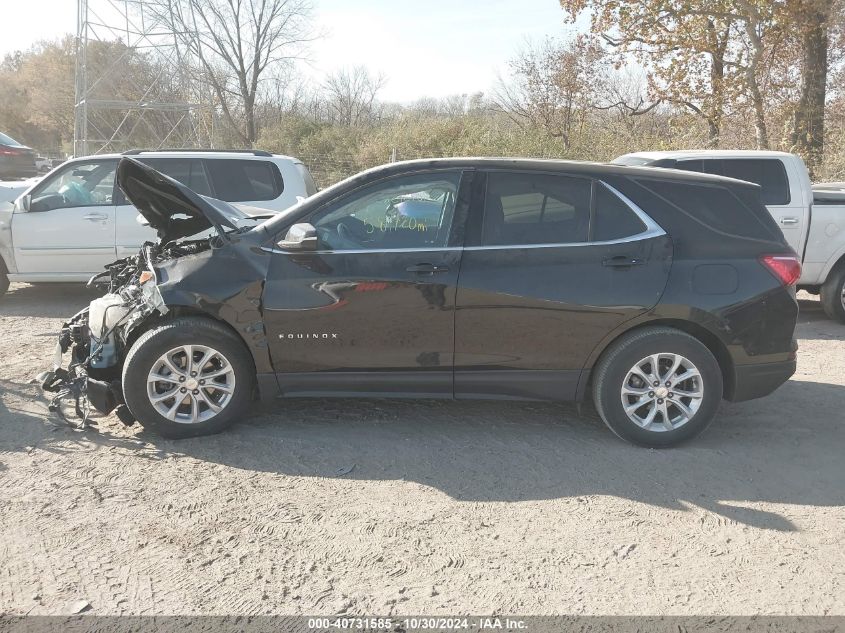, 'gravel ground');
0,283,843,616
